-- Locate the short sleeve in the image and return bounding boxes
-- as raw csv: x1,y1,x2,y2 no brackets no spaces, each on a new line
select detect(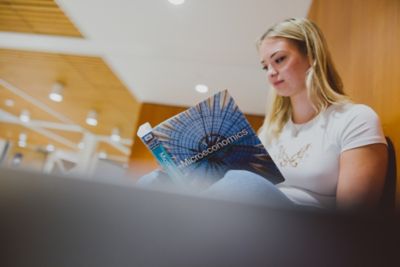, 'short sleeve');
339,104,387,152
